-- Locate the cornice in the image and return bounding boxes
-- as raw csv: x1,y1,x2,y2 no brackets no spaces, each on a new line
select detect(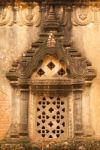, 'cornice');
0,1,100,6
